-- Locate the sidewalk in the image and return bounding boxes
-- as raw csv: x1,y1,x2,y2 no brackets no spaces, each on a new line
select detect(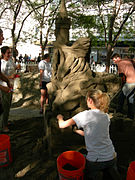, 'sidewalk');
9,106,43,121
